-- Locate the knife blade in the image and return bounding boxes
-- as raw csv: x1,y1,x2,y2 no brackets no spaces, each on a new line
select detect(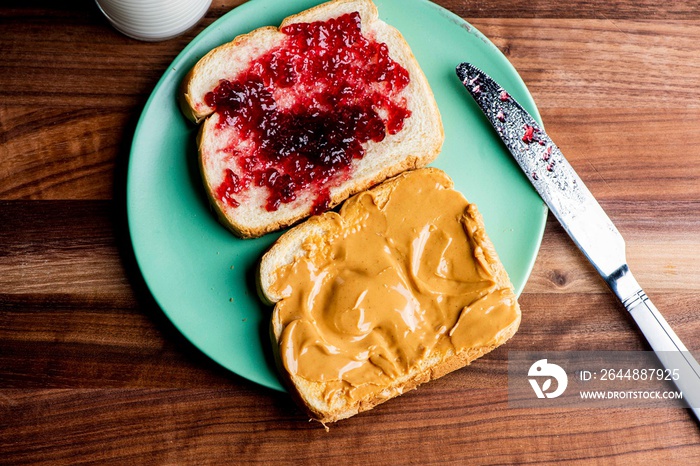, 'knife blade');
456,62,700,421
